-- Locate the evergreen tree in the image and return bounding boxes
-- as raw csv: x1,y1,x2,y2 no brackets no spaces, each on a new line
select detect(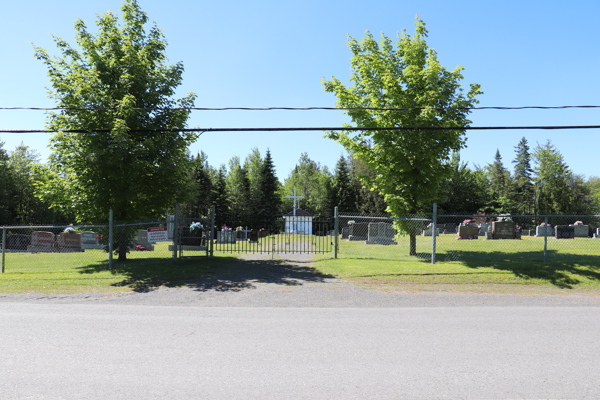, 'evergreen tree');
0,141,14,224
509,137,535,214
212,165,229,231
331,155,355,212
258,149,281,217
185,152,213,218
533,140,572,214
226,157,251,227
